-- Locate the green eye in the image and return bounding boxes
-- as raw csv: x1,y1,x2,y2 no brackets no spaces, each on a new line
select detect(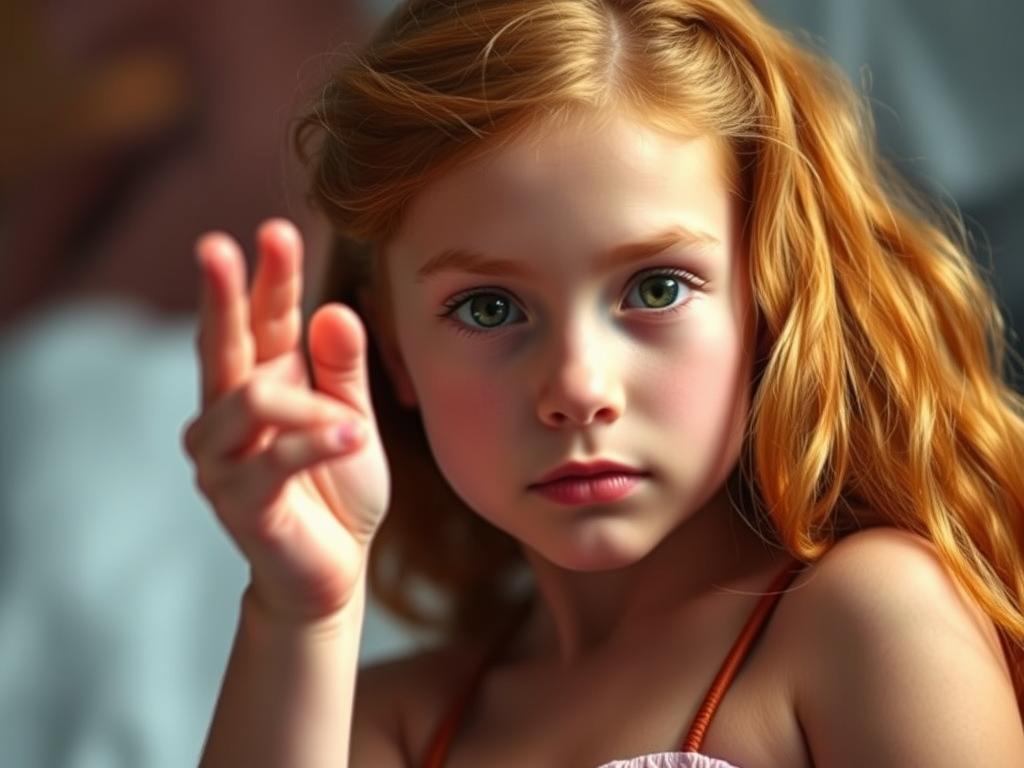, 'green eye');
467,294,510,327
440,267,700,337
636,276,679,308
440,290,525,333
624,270,696,311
